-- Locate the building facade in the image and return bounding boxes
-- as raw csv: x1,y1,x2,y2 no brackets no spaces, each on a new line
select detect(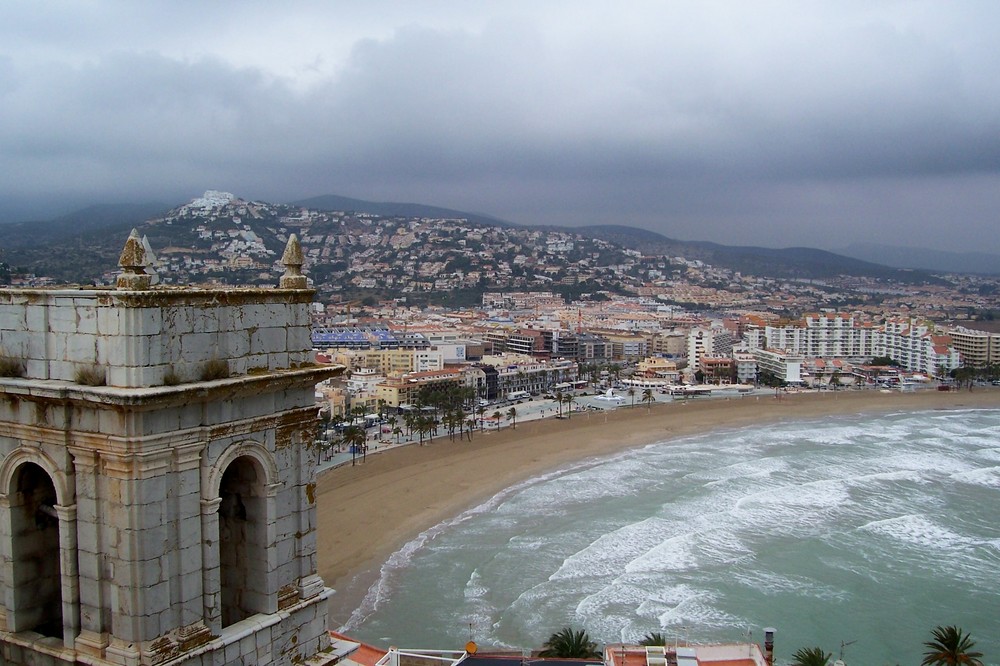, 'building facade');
0,235,340,666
